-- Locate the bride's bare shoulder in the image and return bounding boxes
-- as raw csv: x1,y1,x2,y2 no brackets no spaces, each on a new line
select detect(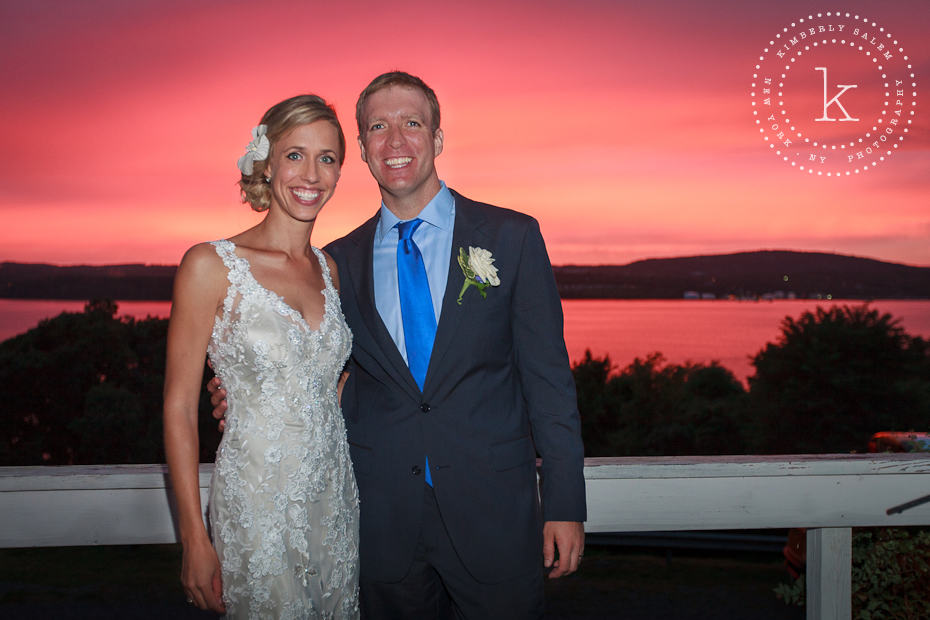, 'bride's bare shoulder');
174,242,230,296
